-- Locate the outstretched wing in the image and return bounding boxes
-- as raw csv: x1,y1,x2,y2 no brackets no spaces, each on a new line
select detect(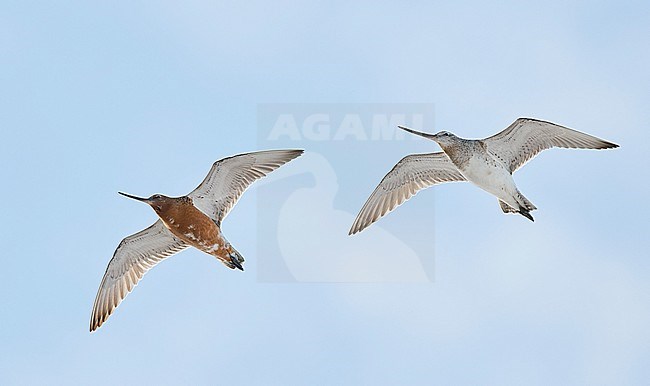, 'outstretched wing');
349,152,465,235
484,118,618,173
188,149,303,225
90,221,188,332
